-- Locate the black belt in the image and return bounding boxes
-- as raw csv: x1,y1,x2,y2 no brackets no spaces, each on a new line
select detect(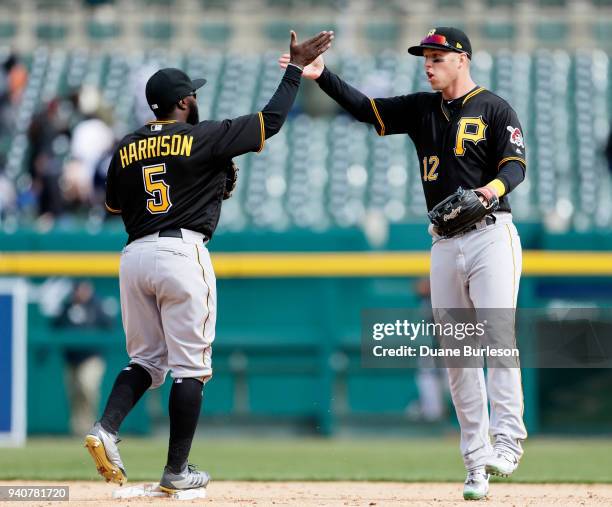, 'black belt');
127,228,208,245
434,215,497,241
159,228,209,242
467,215,496,232
158,228,183,239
